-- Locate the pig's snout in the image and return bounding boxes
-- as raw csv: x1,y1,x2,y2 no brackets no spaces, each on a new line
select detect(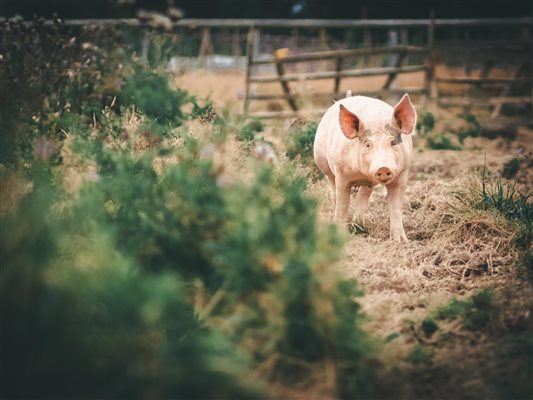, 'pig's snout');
374,167,394,183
